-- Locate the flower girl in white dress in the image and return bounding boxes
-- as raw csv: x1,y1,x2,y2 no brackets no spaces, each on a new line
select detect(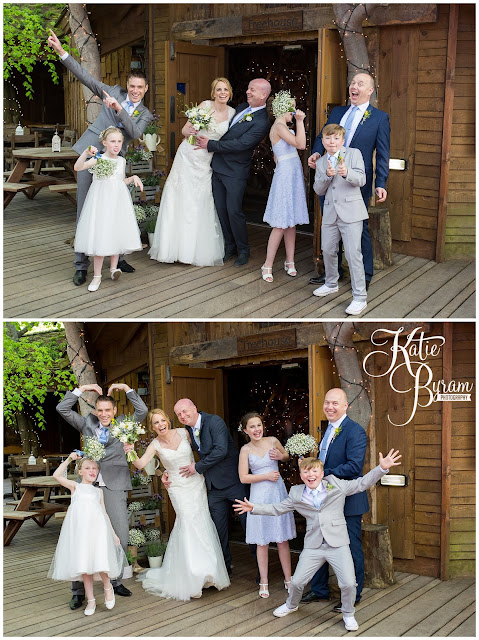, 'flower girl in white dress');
47,453,127,616
131,409,230,600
